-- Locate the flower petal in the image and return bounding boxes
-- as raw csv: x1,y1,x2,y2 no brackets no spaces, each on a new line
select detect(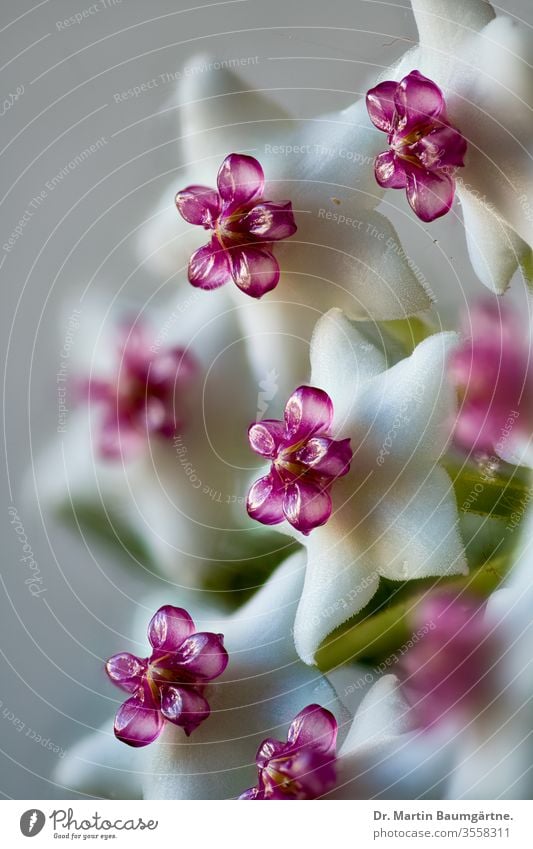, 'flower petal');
309,309,387,430
405,165,455,222
394,70,444,133
248,420,286,458
283,481,332,535
284,385,333,442
53,722,143,799
114,696,164,748
413,123,467,169
172,632,229,680
247,473,285,526
147,605,196,653
350,331,459,469
411,0,495,51
175,185,221,227
295,437,352,478
458,184,533,295
366,80,398,132
188,238,232,290
240,201,297,241
217,153,264,206
374,150,407,189
160,685,211,736
287,704,338,755
105,653,147,694
228,244,280,298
